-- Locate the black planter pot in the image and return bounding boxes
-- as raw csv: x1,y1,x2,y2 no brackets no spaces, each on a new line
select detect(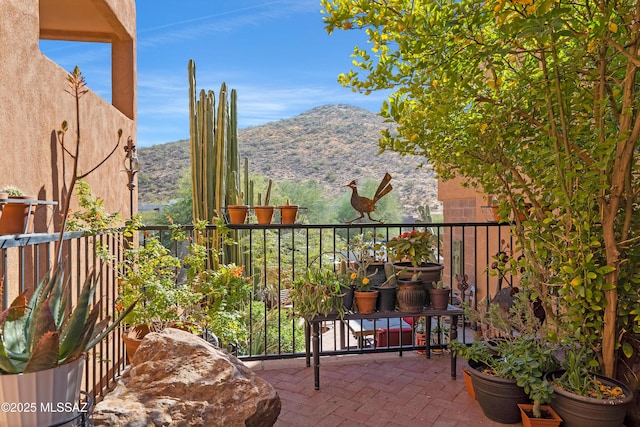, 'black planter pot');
342,285,356,311
545,370,633,427
467,359,529,424
373,283,397,312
